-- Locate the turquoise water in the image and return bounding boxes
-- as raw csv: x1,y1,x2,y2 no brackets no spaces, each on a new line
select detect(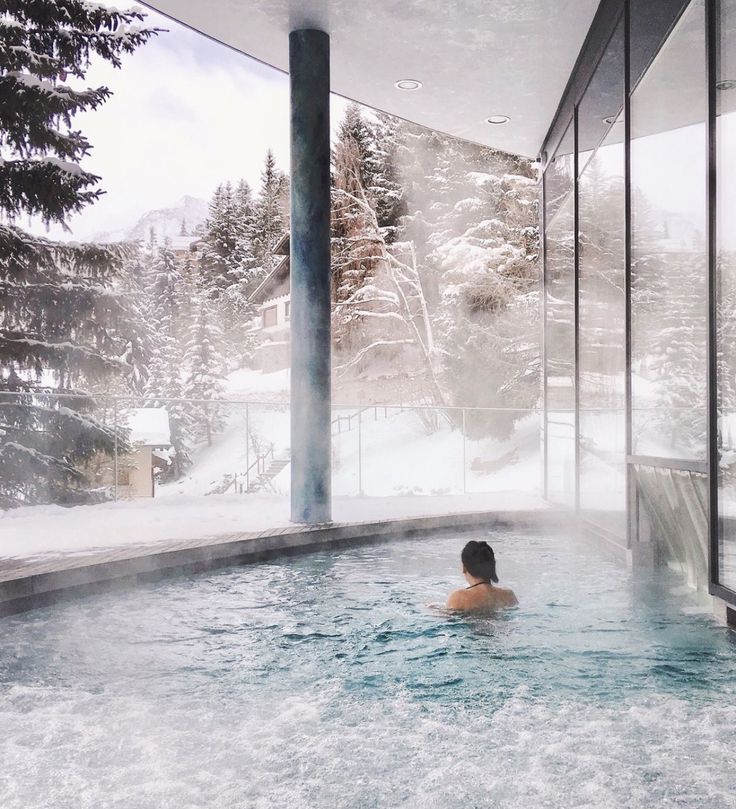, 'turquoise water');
1,527,736,808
